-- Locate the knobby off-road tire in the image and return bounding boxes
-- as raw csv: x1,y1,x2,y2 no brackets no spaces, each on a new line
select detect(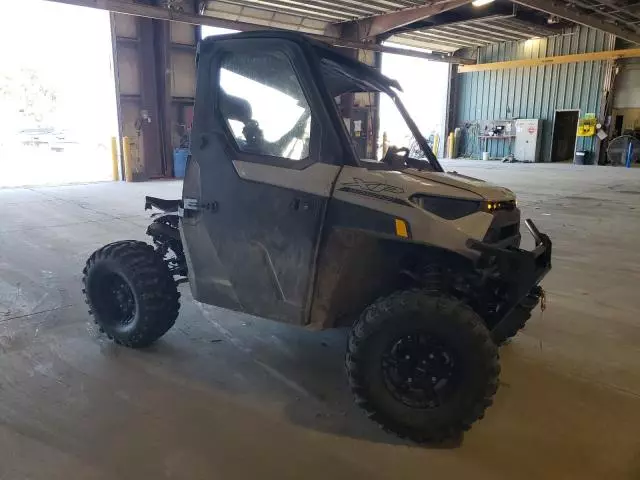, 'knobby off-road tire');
83,240,180,348
346,290,499,443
